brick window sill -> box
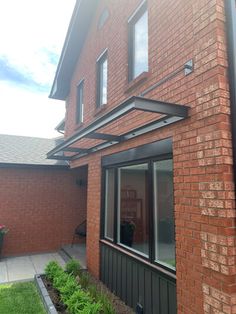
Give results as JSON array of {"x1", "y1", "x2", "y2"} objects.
[
  {"x1": 94, "y1": 104, "x2": 108, "y2": 117},
  {"x1": 125, "y1": 71, "x2": 149, "y2": 94},
  {"x1": 74, "y1": 122, "x2": 84, "y2": 131}
]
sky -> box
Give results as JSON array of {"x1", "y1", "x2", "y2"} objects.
[{"x1": 0, "y1": 0, "x2": 75, "y2": 138}]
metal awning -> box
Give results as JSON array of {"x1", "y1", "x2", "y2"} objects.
[{"x1": 47, "y1": 96, "x2": 189, "y2": 161}]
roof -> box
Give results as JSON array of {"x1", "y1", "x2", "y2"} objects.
[
  {"x1": 49, "y1": 0, "x2": 98, "y2": 100},
  {"x1": 0, "y1": 134, "x2": 67, "y2": 167}
]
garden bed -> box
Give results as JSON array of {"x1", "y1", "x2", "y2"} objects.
[{"x1": 37, "y1": 259, "x2": 134, "y2": 314}]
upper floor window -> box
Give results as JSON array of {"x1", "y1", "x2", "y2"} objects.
[
  {"x1": 76, "y1": 80, "x2": 84, "y2": 124},
  {"x1": 128, "y1": 1, "x2": 148, "y2": 81},
  {"x1": 98, "y1": 8, "x2": 109, "y2": 30},
  {"x1": 96, "y1": 50, "x2": 108, "y2": 107}
]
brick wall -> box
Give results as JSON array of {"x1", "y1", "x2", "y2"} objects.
[
  {"x1": 0, "y1": 166, "x2": 87, "y2": 256},
  {"x1": 64, "y1": 0, "x2": 236, "y2": 313}
]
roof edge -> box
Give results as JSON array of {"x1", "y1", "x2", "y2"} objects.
[{"x1": 49, "y1": 0, "x2": 98, "y2": 101}]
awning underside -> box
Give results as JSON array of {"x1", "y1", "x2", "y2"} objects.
[{"x1": 47, "y1": 96, "x2": 189, "y2": 161}]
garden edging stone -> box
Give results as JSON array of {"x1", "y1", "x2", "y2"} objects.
[{"x1": 34, "y1": 274, "x2": 57, "y2": 314}]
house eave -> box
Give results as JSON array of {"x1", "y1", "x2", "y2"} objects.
[{"x1": 49, "y1": 0, "x2": 98, "y2": 101}]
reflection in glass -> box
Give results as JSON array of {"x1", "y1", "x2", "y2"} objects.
[
  {"x1": 154, "y1": 159, "x2": 175, "y2": 269},
  {"x1": 104, "y1": 169, "x2": 115, "y2": 240},
  {"x1": 133, "y1": 10, "x2": 148, "y2": 78},
  {"x1": 76, "y1": 81, "x2": 84, "y2": 124},
  {"x1": 99, "y1": 58, "x2": 108, "y2": 105},
  {"x1": 118, "y1": 163, "x2": 149, "y2": 256}
]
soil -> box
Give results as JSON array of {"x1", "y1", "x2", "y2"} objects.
[
  {"x1": 41, "y1": 275, "x2": 69, "y2": 314},
  {"x1": 41, "y1": 272, "x2": 134, "y2": 314}
]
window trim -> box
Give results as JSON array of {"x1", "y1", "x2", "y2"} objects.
[
  {"x1": 76, "y1": 80, "x2": 84, "y2": 124},
  {"x1": 101, "y1": 139, "x2": 175, "y2": 274},
  {"x1": 128, "y1": 1, "x2": 148, "y2": 82},
  {"x1": 96, "y1": 49, "x2": 108, "y2": 108}
]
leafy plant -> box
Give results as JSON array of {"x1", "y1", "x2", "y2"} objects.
[
  {"x1": 45, "y1": 261, "x2": 62, "y2": 281},
  {"x1": 60, "y1": 276, "x2": 79, "y2": 303},
  {"x1": 65, "y1": 258, "x2": 82, "y2": 277},
  {"x1": 44, "y1": 261, "x2": 116, "y2": 314},
  {"x1": 53, "y1": 271, "x2": 69, "y2": 291},
  {"x1": 65, "y1": 289, "x2": 93, "y2": 314},
  {"x1": 78, "y1": 272, "x2": 90, "y2": 289},
  {"x1": 80, "y1": 301, "x2": 102, "y2": 314}
]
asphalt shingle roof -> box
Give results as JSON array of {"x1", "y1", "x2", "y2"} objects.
[{"x1": 0, "y1": 134, "x2": 67, "y2": 166}]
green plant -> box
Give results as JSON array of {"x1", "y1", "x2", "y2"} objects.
[
  {"x1": 60, "y1": 276, "x2": 79, "y2": 303},
  {"x1": 95, "y1": 291, "x2": 115, "y2": 314},
  {"x1": 80, "y1": 302, "x2": 102, "y2": 314},
  {"x1": 53, "y1": 271, "x2": 69, "y2": 291},
  {"x1": 44, "y1": 261, "x2": 116, "y2": 314},
  {"x1": 65, "y1": 289, "x2": 93, "y2": 314},
  {"x1": 78, "y1": 272, "x2": 90, "y2": 289},
  {"x1": 65, "y1": 258, "x2": 82, "y2": 277},
  {"x1": 45, "y1": 261, "x2": 62, "y2": 281}
]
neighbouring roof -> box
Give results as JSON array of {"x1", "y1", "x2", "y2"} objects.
[
  {"x1": 0, "y1": 134, "x2": 67, "y2": 167},
  {"x1": 49, "y1": 0, "x2": 98, "y2": 101}
]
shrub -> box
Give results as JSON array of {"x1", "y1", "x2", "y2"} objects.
[
  {"x1": 65, "y1": 289, "x2": 93, "y2": 314},
  {"x1": 65, "y1": 259, "x2": 82, "y2": 277},
  {"x1": 60, "y1": 276, "x2": 79, "y2": 303},
  {"x1": 78, "y1": 272, "x2": 90, "y2": 289},
  {"x1": 80, "y1": 302, "x2": 102, "y2": 314},
  {"x1": 44, "y1": 261, "x2": 116, "y2": 314},
  {"x1": 45, "y1": 261, "x2": 62, "y2": 281}
]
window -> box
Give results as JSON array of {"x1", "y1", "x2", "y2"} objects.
[
  {"x1": 154, "y1": 159, "x2": 175, "y2": 269},
  {"x1": 102, "y1": 143, "x2": 175, "y2": 271},
  {"x1": 96, "y1": 51, "x2": 108, "y2": 107},
  {"x1": 98, "y1": 8, "x2": 109, "y2": 29},
  {"x1": 118, "y1": 163, "x2": 149, "y2": 256},
  {"x1": 128, "y1": 1, "x2": 148, "y2": 81},
  {"x1": 76, "y1": 80, "x2": 84, "y2": 124},
  {"x1": 104, "y1": 169, "x2": 115, "y2": 240}
]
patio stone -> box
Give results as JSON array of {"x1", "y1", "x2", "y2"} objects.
[
  {"x1": 0, "y1": 252, "x2": 66, "y2": 284},
  {"x1": 0, "y1": 261, "x2": 8, "y2": 283}
]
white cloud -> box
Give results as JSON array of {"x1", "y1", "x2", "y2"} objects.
[
  {"x1": 0, "y1": 81, "x2": 65, "y2": 138},
  {"x1": 0, "y1": 0, "x2": 75, "y2": 137}
]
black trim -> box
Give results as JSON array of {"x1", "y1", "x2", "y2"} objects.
[
  {"x1": 102, "y1": 138, "x2": 172, "y2": 167},
  {"x1": 101, "y1": 139, "x2": 175, "y2": 275},
  {"x1": 0, "y1": 163, "x2": 69, "y2": 170},
  {"x1": 225, "y1": 0, "x2": 236, "y2": 194}
]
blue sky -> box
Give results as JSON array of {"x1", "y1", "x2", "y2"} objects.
[{"x1": 0, "y1": 0, "x2": 75, "y2": 138}]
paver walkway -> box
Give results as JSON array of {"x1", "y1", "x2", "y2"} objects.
[{"x1": 0, "y1": 252, "x2": 65, "y2": 284}]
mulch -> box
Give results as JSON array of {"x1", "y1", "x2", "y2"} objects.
[{"x1": 41, "y1": 273, "x2": 134, "y2": 314}]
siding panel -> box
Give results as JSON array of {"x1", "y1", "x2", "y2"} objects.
[{"x1": 100, "y1": 243, "x2": 176, "y2": 314}]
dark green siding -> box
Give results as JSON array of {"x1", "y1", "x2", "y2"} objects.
[{"x1": 100, "y1": 243, "x2": 176, "y2": 314}]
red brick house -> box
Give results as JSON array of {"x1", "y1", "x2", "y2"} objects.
[
  {"x1": 0, "y1": 134, "x2": 87, "y2": 256},
  {"x1": 47, "y1": 0, "x2": 236, "y2": 313}
]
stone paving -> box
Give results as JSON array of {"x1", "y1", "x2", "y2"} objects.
[{"x1": 0, "y1": 252, "x2": 66, "y2": 284}]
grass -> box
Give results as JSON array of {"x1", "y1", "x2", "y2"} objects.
[{"x1": 0, "y1": 281, "x2": 46, "y2": 314}]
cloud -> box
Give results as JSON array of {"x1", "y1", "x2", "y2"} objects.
[
  {"x1": 0, "y1": 81, "x2": 65, "y2": 138},
  {"x1": 0, "y1": 0, "x2": 75, "y2": 138},
  {"x1": 0, "y1": 0, "x2": 75, "y2": 88},
  {"x1": 0, "y1": 56, "x2": 49, "y2": 92}
]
